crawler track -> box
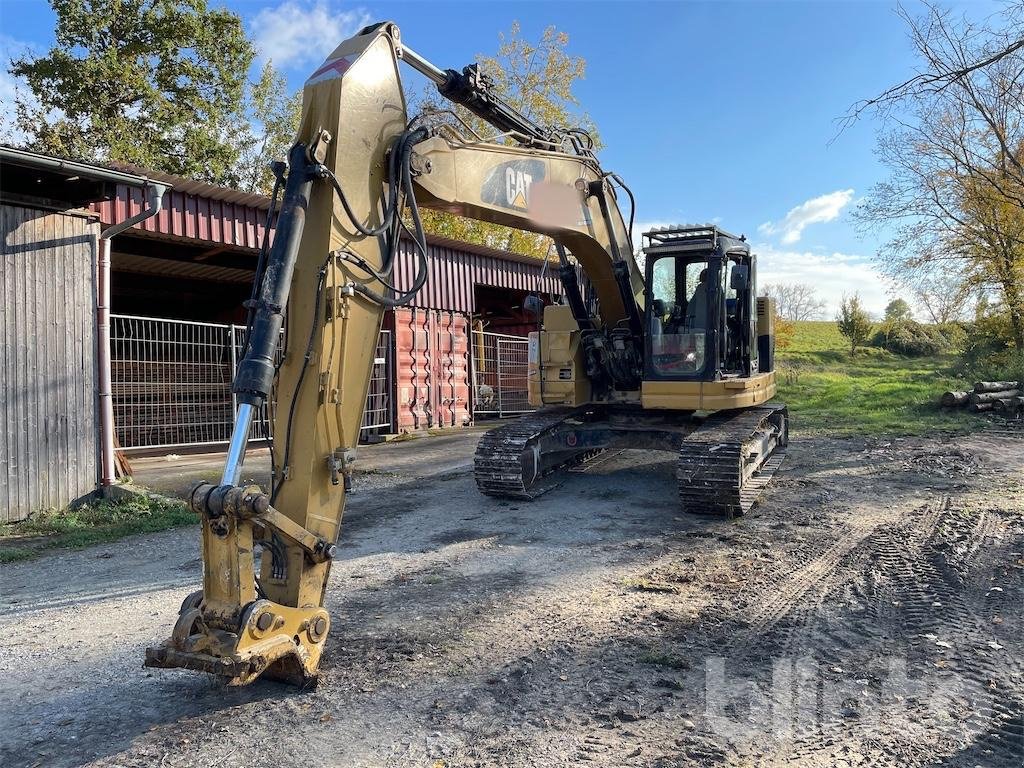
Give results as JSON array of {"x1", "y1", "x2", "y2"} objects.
[
  {"x1": 475, "y1": 403, "x2": 789, "y2": 516},
  {"x1": 473, "y1": 407, "x2": 594, "y2": 499},
  {"x1": 676, "y1": 403, "x2": 789, "y2": 517}
]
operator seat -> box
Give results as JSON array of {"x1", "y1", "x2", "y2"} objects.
[
  {"x1": 686, "y1": 274, "x2": 709, "y2": 330},
  {"x1": 650, "y1": 299, "x2": 666, "y2": 337}
]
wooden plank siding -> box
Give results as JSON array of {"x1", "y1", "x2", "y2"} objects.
[{"x1": 0, "y1": 204, "x2": 100, "y2": 523}]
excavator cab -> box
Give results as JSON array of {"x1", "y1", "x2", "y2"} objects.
[{"x1": 642, "y1": 226, "x2": 759, "y2": 382}]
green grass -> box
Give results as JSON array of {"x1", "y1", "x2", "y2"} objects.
[
  {"x1": 0, "y1": 494, "x2": 193, "y2": 563},
  {"x1": 776, "y1": 321, "x2": 978, "y2": 436}
]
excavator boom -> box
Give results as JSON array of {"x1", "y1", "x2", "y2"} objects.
[{"x1": 145, "y1": 21, "x2": 645, "y2": 686}]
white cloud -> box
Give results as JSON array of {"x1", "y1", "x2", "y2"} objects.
[
  {"x1": 754, "y1": 242, "x2": 888, "y2": 318},
  {"x1": 250, "y1": 1, "x2": 371, "y2": 69},
  {"x1": 759, "y1": 189, "x2": 854, "y2": 245}
]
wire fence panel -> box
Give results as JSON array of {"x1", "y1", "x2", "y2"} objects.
[
  {"x1": 471, "y1": 331, "x2": 534, "y2": 418},
  {"x1": 361, "y1": 331, "x2": 393, "y2": 434},
  {"x1": 112, "y1": 315, "x2": 237, "y2": 450},
  {"x1": 111, "y1": 315, "x2": 391, "y2": 450}
]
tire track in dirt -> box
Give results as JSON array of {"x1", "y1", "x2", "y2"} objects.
[
  {"x1": 867, "y1": 509, "x2": 1023, "y2": 767},
  {"x1": 562, "y1": 499, "x2": 905, "y2": 767},
  {"x1": 778, "y1": 500, "x2": 1024, "y2": 767},
  {"x1": 735, "y1": 502, "x2": 942, "y2": 651}
]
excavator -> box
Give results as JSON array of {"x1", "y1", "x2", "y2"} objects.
[{"x1": 144, "y1": 21, "x2": 787, "y2": 687}]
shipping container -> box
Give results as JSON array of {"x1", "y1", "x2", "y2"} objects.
[{"x1": 390, "y1": 308, "x2": 471, "y2": 432}]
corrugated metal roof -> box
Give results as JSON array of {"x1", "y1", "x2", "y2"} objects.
[
  {"x1": 113, "y1": 252, "x2": 256, "y2": 283},
  {"x1": 91, "y1": 183, "x2": 270, "y2": 252},
  {"x1": 391, "y1": 237, "x2": 565, "y2": 313},
  {"x1": 108, "y1": 164, "x2": 272, "y2": 209},
  {"x1": 6, "y1": 148, "x2": 560, "y2": 274}
]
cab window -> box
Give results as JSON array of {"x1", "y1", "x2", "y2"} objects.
[{"x1": 648, "y1": 255, "x2": 708, "y2": 376}]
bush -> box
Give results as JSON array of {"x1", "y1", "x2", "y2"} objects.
[
  {"x1": 870, "y1": 319, "x2": 957, "y2": 357},
  {"x1": 954, "y1": 310, "x2": 1024, "y2": 380},
  {"x1": 775, "y1": 316, "x2": 796, "y2": 351}
]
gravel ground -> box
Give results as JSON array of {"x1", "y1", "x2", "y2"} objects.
[{"x1": 1, "y1": 429, "x2": 1022, "y2": 767}]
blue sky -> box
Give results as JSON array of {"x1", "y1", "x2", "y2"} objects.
[{"x1": 0, "y1": 0, "x2": 1002, "y2": 315}]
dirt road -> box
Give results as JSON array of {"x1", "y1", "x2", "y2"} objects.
[{"x1": 1, "y1": 430, "x2": 1021, "y2": 767}]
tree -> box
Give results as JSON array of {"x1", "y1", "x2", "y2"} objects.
[
  {"x1": 416, "y1": 22, "x2": 597, "y2": 258},
  {"x1": 852, "y1": 2, "x2": 1024, "y2": 355},
  {"x1": 836, "y1": 294, "x2": 873, "y2": 356},
  {"x1": 760, "y1": 282, "x2": 827, "y2": 321},
  {"x1": 9, "y1": 0, "x2": 294, "y2": 192},
  {"x1": 884, "y1": 298, "x2": 912, "y2": 323},
  {"x1": 235, "y1": 62, "x2": 302, "y2": 194},
  {"x1": 906, "y1": 266, "x2": 973, "y2": 325},
  {"x1": 842, "y1": 2, "x2": 1024, "y2": 152}
]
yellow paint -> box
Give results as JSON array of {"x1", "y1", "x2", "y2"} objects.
[{"x1": 641, "y1": 373, "x2": 777, "y2": 410}]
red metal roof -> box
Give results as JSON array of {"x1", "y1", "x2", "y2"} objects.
[
  {"x1": 390, "y1": 237, "x2": 564, "y2": 313},
  {"x1": 90, "y1": 183, "x2": 270, "y2": 252}
]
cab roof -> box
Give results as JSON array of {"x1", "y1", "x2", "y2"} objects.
[{"x1": 641, "y1": 224, "x2": 748, "y2": 257}]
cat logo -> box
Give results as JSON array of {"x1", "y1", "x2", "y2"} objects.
[
  {"x1": 505, "y1": 168, "x2": 532, "y2": 209},
  {"x1": 481, "y1": 159, "x2": 545, "y2": 212}
]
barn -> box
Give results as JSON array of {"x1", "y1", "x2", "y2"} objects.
[{"x1": 1, "y1": 147, "x2": 571, "y2": 522}]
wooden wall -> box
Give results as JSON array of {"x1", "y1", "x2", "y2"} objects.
[{"x1": 1, "y1": 204, "x2": 99, "y2": 522}]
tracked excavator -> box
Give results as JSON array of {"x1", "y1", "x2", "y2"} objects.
[{"x1": 144, "y1": 22, "x2": 788, "y2": 687}]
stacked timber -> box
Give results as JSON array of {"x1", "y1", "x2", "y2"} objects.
[{"x1": 941, "y1": 381, "x2": 1023, "y2": 417}]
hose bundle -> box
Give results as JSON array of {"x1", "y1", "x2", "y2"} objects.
[{"x1": 319, "y1": 126, "x2": 431, "y2": 307}]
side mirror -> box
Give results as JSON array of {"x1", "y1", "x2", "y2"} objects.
[
  {"x1": 523, "y1": 295, "x2": 544, "y2": 319},
  {"x1": 730, "y1": 265, "x2": 750, "y2": 292}
]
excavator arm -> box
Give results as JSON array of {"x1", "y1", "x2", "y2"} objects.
[{"x1": 145, "y1": 21, "x2": 641, "y2": 686}]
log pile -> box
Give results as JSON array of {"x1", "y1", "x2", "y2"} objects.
[{"x1": 941, "y1": 381, "x2": 1023, "y2": 417}]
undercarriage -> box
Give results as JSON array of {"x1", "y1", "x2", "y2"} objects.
[{"x1": 474, "y1": 403, "x2": 789, "y2": 516}]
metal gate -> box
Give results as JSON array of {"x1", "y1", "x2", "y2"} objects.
[
  {"x1": 471, "y1": 330, "x2": 534, "y2": 418},
  {"x1": 361, "y1": 331, "x2": 393, "y2": 436},
  {"x1": 110, "y1": 314, "x2": 392, "y2": 450}
]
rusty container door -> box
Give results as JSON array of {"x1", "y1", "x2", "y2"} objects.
[{"x1": 393, "y1": 308, "x2": 471, "y2": 433}]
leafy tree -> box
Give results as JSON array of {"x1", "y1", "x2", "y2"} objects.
[
  {"x1": 416, "y1": 22, "x2": 597, "y2": 258},
  {"x1": 235, "y1": 62, "x2": 302, "y2": 194},
  {"x1": 773, "y1": 314, "x2": 796, "y2": 351},
  {"x1": 884, "y1": 298, "x2": 912, "y2": 323},
  {"x1": 957, "y1": 170, "x2": 1024, "y2": 351},
  {"x1": 836, "y1": 294, "x2": 873, "y2": 356},
  {"x1": 852, "y1": 2, "x2": 1024, "y2": 358},
  {"x1": 9, "y1": 0, "x2": 295, "y2": 192}
]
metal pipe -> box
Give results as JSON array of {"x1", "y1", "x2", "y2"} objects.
[
  {"x1": 221, "y1": 403, "x2": 254, "y2": 486},
  {"x1": 401, "y1": 45, "x2": 447, "y2": 85},
  {"x1": 98, "y1": 181, "x2": 168, "y2": 488}
]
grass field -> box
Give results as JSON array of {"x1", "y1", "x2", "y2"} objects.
[
  {"x1": 776, "y1": 321, "x2": 978, "y2": 436},
  {"x1": 0, "y1": 494, "x2": 192, "y2": 563}
]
